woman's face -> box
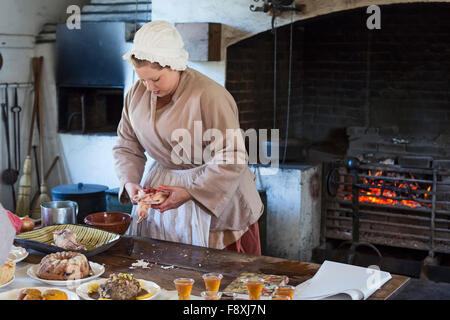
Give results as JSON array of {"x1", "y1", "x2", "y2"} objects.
[{"x1": 134, "y1": 64, "x2": 180, "y2": 98}]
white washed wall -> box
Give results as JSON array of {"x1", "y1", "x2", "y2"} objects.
[{"x1": 0, "y1": 0, "x2": 89, "y2": 211}]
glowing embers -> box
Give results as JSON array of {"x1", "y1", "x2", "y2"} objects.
[{"x1": 345, "y1": 170, "x2": 432, "y2": 208}]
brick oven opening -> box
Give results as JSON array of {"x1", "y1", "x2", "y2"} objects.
[{"x1": 226, "y1": 3, "x2": 450, "y2": 281}]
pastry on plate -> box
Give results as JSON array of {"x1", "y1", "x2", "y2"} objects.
[
  {"x1": 36, "y1": 251, "x2": 92, "y2": 281},
  {"x1": 0, "y1": 259, "x2": 15, "y2": 286}
]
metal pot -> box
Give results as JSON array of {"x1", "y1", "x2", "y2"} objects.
[
  {"x1": 41, "y1": 201, "x2": 78, "y2": 227},
  {"x1": 51, "y1": 183, "x2": 109, "y2": 224}
]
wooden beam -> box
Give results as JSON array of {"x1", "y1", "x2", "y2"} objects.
[{"x1": 175, "y1": 22, "x2": 222, "y2": 62}]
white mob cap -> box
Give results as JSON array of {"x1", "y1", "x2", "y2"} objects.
[{"x1": 123, "y1": 20, "x2": 189, "y2": 71}]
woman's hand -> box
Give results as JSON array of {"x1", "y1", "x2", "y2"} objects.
[
  {"x1": 125, "y1": 182, "x2": 143, "y2": 205},
  {"x1": 151, "y1": 185, "x2": 193, "y2": 213},
  {"x1": 125, "y1": 182, "x2": 150, "y2": 223}
]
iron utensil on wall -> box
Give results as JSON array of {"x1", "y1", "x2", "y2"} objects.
[
  {"x1": 11, "y1": 87, "x2": 22, "y2": 171},
  {"x1": 1, "y1": 85, "x2": 18, "y2": 209}
]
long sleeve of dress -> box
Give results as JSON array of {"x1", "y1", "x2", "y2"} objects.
[
  {"x1": 112, "y1": 87, "x2": 147, "y2": 203},
  {"x1": 186, "y1": 85, "x2": 248, "y2": 219}
]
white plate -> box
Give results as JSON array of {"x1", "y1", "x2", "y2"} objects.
[
  {"x1": 0, "y1": 286, "x2": 79, "y2": 300},
  {"x1": 8, "y1": 246, "x2": 29, "y2": 263},
  {"x1": 168, "y1": 294, "x2": 203, "y2": 300},
  {"x1": 27, "y1": 262, "x2": 105, "y2": 286},
  {"x1": 76, "y1": 278, "x2": 161, "y2": 300},
  {"x1": 0, "y1": 276, "x2": 15, "y2": 289}
]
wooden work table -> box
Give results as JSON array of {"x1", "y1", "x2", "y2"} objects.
[{"x1": 24, "y1": 236, "x2": 410, "y2": 300}]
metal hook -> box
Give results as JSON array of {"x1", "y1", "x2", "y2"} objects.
[{"x1": 250, "y1": 0, "x2": 270, "y2": 12}]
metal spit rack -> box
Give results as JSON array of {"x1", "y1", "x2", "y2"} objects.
[{"x1": 326, "y1": 158, "x2": 450, "y2": 263}]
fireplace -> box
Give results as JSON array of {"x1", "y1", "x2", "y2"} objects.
[
  {"x1": 324, "y1": 157, "x2": 450, "y2": 257},
  {"x1": 226, "y1": 3, "x2": 450, "y2": 160},
  {"x1": 225, "y1": 2, "x2": 450, "y2": 278}
]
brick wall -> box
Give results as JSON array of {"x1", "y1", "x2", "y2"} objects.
[{"x1": 226, "y1": 3, "x2": 450, "y2": 158}]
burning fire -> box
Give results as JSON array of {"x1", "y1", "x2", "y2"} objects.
[{"x1": 345, "y1": 170, "x2": 431, "y2": 208}]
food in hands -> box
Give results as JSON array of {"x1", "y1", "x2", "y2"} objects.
[
  {"x1": 35, "y1": 251, "x2": 92, "y2": 281},
  {"x1": 53, "y1": 229, "x2": 87, "y2": 251},
  {"x1": 0, "y1": 259, "x2": 15, "y2": 285},
  {"x1": 133, "y1": 187, "x2": 170, "y2": 205},
  {"x1": 133, "y1": 187, "x2": 170, "y2": 224}
]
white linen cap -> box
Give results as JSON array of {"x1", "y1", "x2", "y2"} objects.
[{"x1": 123, "y1": 20, "x2": 189, "y2": 71}]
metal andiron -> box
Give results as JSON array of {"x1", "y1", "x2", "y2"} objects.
[{"x1": 329, "y1": 158, "x2": 383, "y2": 265}]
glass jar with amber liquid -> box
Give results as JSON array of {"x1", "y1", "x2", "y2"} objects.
[
  {"x1": 242, "y1": 277, "x2": 265, "y2": 300},
  {"x1": 174, "y1": 278, "x2": 195, "y2": 300}
]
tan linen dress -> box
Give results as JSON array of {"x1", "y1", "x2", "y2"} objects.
[{"x1": 112, "y1": 67, "x2": 263, "y2": 249}]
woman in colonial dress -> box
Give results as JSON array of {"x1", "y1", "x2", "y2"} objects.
[{"x1": 113, "y1": 21, "x2": 263, "y2": 254}]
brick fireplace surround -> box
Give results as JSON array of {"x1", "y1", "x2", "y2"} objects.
[
  {"x1": 225, "y1": 2, "x2": 450, "y2": 281},
  {"x1": 226, "y1": 3, "x2": 450, "y2": 162}
]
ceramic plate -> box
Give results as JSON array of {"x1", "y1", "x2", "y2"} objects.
[
  {"x1": 8, "y1": 246, "x2": 29, "y2": 263},
  {"x1": 168, "y1": 293, "x2": 203, "y2": 300},
  {"x1": 76, "y1": 278, "x2": 161, "y2": 300},
  {"x1": 15, "y1": 224, "x2": 121, "y2": 257},
  {"x1": 27, "y1": 261, "x2": 105, "y2": 286},
  {"x1": 0, "y1": 276, "x2": 15, "y2": 289},
  {"x1": 0, "y1": 286, "x2": 79, "y2": 300}
]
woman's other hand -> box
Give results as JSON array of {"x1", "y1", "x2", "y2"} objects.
[
  {"x1": 151, "y1": 185, "x2": 193, "y2": 213},
  {"x1": 125, "y1": 182, "x2": 143, "y2": 205}
]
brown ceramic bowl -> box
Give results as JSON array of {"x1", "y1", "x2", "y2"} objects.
[{"x1": 84, "y1": 212, "x2": 132, "y2": 235}]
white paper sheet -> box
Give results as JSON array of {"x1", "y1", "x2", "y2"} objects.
[{"x1": 293, "y1": 260, "x2": 392, "y2": 300}]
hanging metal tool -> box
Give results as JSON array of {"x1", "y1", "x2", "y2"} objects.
[
  {"x1": 250, "y1": 1, "x2": 305, "y2": 164},
  {"x1": 1, "y1": 85, "x2": 19, "y2": 209},
  {"x1": 250, "y1": 0, "x2": 306, "y2": 33},
  {"x1": 335, "y1": 158, "x2": 383, "y2": 265},
  {"x1": 281, "y1": 9, "x2": 294, "y2": 164},
  {"x1": 11, "y1": 86, "x2": 22, "y2": 171}
]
